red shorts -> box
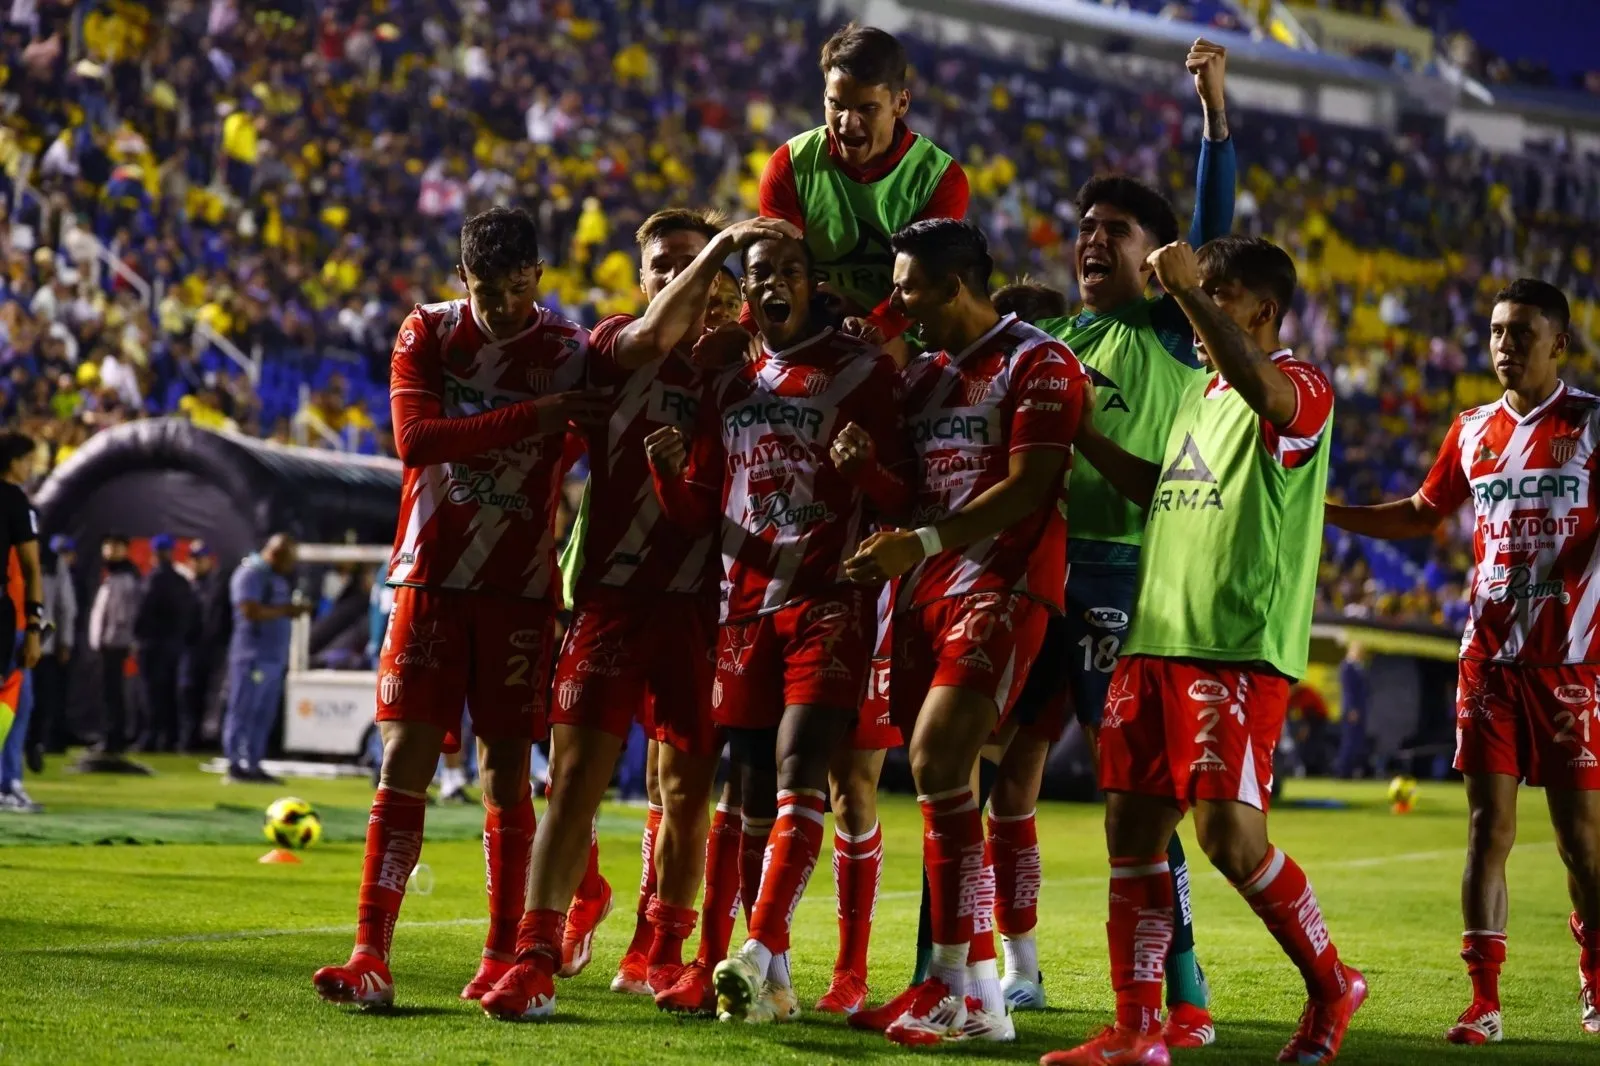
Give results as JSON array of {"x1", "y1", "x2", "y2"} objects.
[
  {"x1": 1454, "y1": 659, "x2": 1600, "y2": 790},
  {"x1": 375, "y1": 586, "x2": 556, "y2": 750},
  {"x1": 890, "y1": 592, "x2": 1048, "y2": 734},
  {"x1": 550, "y1": 588, "x2": 719, "y2": 757},
  {"x1": 713, "y1": 589, "x2": 873, "y2": 730},
  {"x1": 1097, "y1": 655, "x2": 1288, "y2": 813}
]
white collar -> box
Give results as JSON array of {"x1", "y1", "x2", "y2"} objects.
[{"x1": 1499, "y1": 379, "x2": 1566, "y2": 424}]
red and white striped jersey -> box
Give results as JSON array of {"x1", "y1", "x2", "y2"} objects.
[
  {"x1": 685, "y1": 327, "x2": 908, "y2": 623},
  {"x1": 1420, "y1": 381, "x2": 1600, "y2": 664},
  {"x1": 1203, "y1": 349, "x2": 1333, "y2": 469},
  {"x1": 388, "y1": 299, "x2": 588, "y2": 601},
  {"x1": 576, "y1": 314, "x2": 715, "y2": 597},
  {"x1": 897, "y1": 314, "x2": 1088, "y2": 613}
]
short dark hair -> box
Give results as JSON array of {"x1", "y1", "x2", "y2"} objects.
[
  {"x1": 1196, "y1": 236, "x2": 1299, "y2": 325},
  {"x1": 1494, "y1": 278, "x2": 1570, "y2": 332},
  {"x1": 890, "y1": 218, "x2": 993, "y2": 296},
  {"x1": 1075, "y1": 175, "x2": 1180, "y2": 249},
  {"x1": 819, "y1": 23, "x2": 907, "y2": 90},
  {"x1": 636, "y1": 208, "x2": 724, "y2": 251},
  {"x1": 103, "y1": 533, "x2": 129, "y2": 547},
  {"x1": 741, "y1": 236, "x2": 813, "y2": 274},
  {"x1": 993, "y1": 278, "x2": 1069, "y2": 324},
  {"x1": 0, "y1": 431, "x2": 32, "y2": 468},
  {"x1": 459, "y1": 207, "x2": 540, "y2": 280}
]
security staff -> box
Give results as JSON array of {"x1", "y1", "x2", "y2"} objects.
[{"x1": 221, "y1": 534, "x2": 310, "y2": 784}]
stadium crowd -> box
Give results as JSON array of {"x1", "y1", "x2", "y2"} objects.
[{"x1": 0, "y1": 0, "x2": 1597, "y2": 627}]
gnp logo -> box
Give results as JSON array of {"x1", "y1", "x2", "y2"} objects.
[
  {"x1": 1187, "y1": 680, "x2": 1229, "y2": 703},
  {"x1": 1470, "y1": 473, "x2": 1581, "y2": 507},
  {"x1": 1085, "y1": 607, "x2": 1129, "y2": 630},
  {"x1": 746, "y1": 491, "x2": 835, "y2": 534},
  {"x1": 1486, "y1": 564, "x2": 1570, "y2": 605},
  {"x1": 1555, "y1": 685, "x2": 1593, "y2": 706}
]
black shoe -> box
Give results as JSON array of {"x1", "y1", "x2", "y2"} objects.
[
  {"x1": 223, "y1": 766, "x2": 253, "y2": 785},
  {"x1": 250, "y1": 768, "x2": 285, "y2": 786},
  {"x1": 24, "y1": 745, "x2": 43, "y2": 774}
]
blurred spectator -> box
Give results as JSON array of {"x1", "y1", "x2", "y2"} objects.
[
  {"x1": 1336, "y1": 643, "x2": 1372, "y2": 778},
  {"x1": 132, "y1": 533, "x2": 197, "y2": 752},
  {"x1": 183, "y1": 540, "x2": 227, "y2": 752},
  {"x1": 87, "y1": 533, "x2": 139, "y2": 756},
  {"x1": 27, "y1": 533, "x2": 76, "y2": 766}
]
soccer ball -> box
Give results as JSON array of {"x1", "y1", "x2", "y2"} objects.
[
  {"x1": 1387, "y1": 775, "x2": 1419, "y2": 813},
  {"x1": 264, "y1": 797, "x2": 323, "y2": 849}
]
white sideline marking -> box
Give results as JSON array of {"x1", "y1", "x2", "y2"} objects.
[{"x1": 43, "y1": 841, "x2": 1555, "y2": 955}]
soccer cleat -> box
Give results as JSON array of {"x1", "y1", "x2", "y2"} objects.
[
  {"x1": 460, "y1": 957, "x2": 512, "y2": 1001},
  {"x1": 849, "y1": 982, "x2": 922, "y2": 1032},
  {"x1": 647, "y1": 962, "x2": 684, "y2": 995},
  {"x1": 815, "y1": 970, "x2": 869, "y2": 1014},
  {"x1": 725, "y1": 982, "x2": 800, "y2": 1025},
  {"x1": 1445, "y1": 1001, "x2": 1503, "y2": 1045},
  {"x1": 559, "y1": 875, "x2": 612, "y2": 978},
  {"x1": 1002, "y1": 970, "x2": 1047, "y2": 1011},
  {"x1": 1573, "y1": 912, "x2": 1600, "y2": 1035},
  {"x1": 883, "y1": 978, "x2": 966, "y2": 1046},
  {"x1": 1276, "y1": 964, "x2": 1368, "y2": 1064},
  {"x1": 962, "y1": 996, "x2": 1017, "y2": 1042},
  {"x1": 655, "y1": 959, "x2": 716, "y2": 1014},
  {"x1": 1164, "y1": 1001, "x2": 1217, "y2": 1048},
  {"x1": 312, "y1": 954, "x2": 395, "y2": 1008},
  {"x1": 712, "y1": 949, "x2": 763, "y2": 1021},
  {"x1": 480, "y1": 959, "x2": 557, "y2": 1021},
  {"x1": 1040, "y1": 1025, "x2": 1172, "y2": 1065},
  {"x1": 610, "y1": 951, "x2": 651, "y2": 995}
]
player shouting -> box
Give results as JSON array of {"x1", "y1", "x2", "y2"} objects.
[
  {"x1": 312, "y1": 207, "x2": 607, "y2": 1008},
  {"x1": 844, "y1": 219, "x2": 1090, "y2": 1045},
  {"x1": 1326, "y1": 279, "x2": 1600, "y2": 1043},
  {"x1": 479, "y1": 212, "x2": 800, "y2": 1020},
  {"x1": 648, "y1": 234, "x2": 910, "y2": 1024},
  {"x1": 1042, "y1": 236, "x2": 1362, "y2": 1066}
]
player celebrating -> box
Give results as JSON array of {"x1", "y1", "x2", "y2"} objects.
[
  {"x1": 312, "y1": 207, "x2": 606, "y2": 1008},
  {"x1": 843, "y1": 219, "x2": 1090, "y2": 1045},
  {"x1": 1042, "y1": 236, "x2": 1361, "y2": 1066},
  {"x1": 648, "y1": 234, "x2": 911, "y2": 1024},
  {"x1": 1326, "y1": 279, "x2": 1600, "y2": 1043}
]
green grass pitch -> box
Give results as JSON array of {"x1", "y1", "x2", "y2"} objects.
[{"x1": 1, "y1": 757, "x2": 1594, "y2": 1064}]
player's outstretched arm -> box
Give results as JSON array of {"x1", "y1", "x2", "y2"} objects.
[
  {"x1": 1186, "y1": 38, "x2": 1235, "y2": 246},
  {"x1": 1325, "y1": 494, "x2": 1446, "y2": 540},
  {"x1": 612, "y1": 219, "x2": 801, "y2": 371},
  {"x1": 1149, "y1": 242, "x2": 1297, "y2": 425}
]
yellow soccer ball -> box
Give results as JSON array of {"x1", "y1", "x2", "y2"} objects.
[
  {"x1": 1387, "y1": 775, "x2": 1419, "y2": 812},
  {"x1": 264, "y1": 797, "x2": 324, "y2": 849}
]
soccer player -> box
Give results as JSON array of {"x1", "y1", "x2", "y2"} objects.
[
  {"x1": 311, "y1": 207, "x2": 607, "y2": 1008},
  {"x1": 648, "y1": 234, "x2": 911, "y2": 1024},
  {"x1": 1326, "y1": 278, "x2": 1600, "y2": 1043},
  {"x1": 757, "y1": 22, "x2": 970, "y2": 1010},
  {"x1": 1042, "y1": 236, "x2": 1361, "y2": 1066},
  {"x1": 987, "y1": 39, "x2": 1236, "y2": 1039},
  {"x1": 842, "y1": 219, "x2": 1090, "y2": 1045},
  {"x1": 993, "y1": 279, "x2": 1070, "y2": 326},
  {"x1": 481, "y1": 210, "x2": 798, "y2": 1020}
]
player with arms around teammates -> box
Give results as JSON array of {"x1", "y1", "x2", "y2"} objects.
[
  {"x1": 313, "y1": 207, "x2": 609, "y2": 1008},
  {"x1": 647, "y1": 233, "x2": 911, "y2": 1025},
  {"x1": 985, "y1": 39, "x2": 1236, "y2": 1044},
  {"x1": 479, "y1": 212, "x2": 798, "y2": 1020},
  {"x1": 1326, "y1": 278, "x2": 1600, "y2": 1044},
  {"x1": 843, "y1": 219, "x2": 1091, "y2": 1045},
  {"x1": 1043, "y1": 236, "x2": 1362, "y2": 1066}
]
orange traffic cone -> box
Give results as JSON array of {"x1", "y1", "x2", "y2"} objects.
[{"x1": 259, "y1": 848, "x2": 302, "y2": 864}]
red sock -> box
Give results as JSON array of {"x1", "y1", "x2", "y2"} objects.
[
  {"x1": 1108, "y1": 854, "x2": 1174, "y2": 1035},
  {"x1": 647, "y1": 896, "x2": 696, "y2": 973},
  {"x1": 1236, "y1": 845, "x2": 1345, "y2": 1001},
  {"x1": 625, "y1": 804, "x2": 663, "y2": 956},
  {"x1": 831, "y1": 822, "x2": 883, "y2": 976},
  {"x1": 748, "y1": 790, "x2": 826, "y2": 956},
  {"x1": 577, "y1": 821, "x2": 604, "y2": 898},
  {"x1": 987, "y1": 810, "x2": 1040, "y2": 936},
  {"x1": 514, "y1": 907, "x2": 565, "y2": 967},
  {"x1": 739, "y1": 815, "x2": 773, "y2": 928},
  {"x1": 355, "y1": 788, "x2": 427, "y2": 962},
  {"x1": 1573, "y1": 912, "x2": 1600, "y2": 978},
  {"x1": 482, "y1": 792, "x2": 535, "y2": 959},
  {"x1": 1461, "y1": 930, "x2": 1506, "y2": 1007},
  {"x1": 968, "y1": 853, "x2": 997, "y2": 966},
  {"x1": 697, "y1": 804, "x2": 743, "y2": 965},
  {"x1": 920, "y1": 789, "x2": 984, "y2": 988}
]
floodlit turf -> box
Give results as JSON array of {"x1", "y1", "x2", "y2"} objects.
[{"x1": 1, "y1": 757, "x2": 1594, "y2": 1064}]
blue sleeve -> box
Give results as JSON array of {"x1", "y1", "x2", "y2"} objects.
[
  {"x1": 232, "y1": 567, "x2": 263, "y2": 606},
  {"x1": 1186, "y1": 136, "x2": 1237, "y2": 247}
]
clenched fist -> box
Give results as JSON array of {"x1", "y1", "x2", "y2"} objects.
[
  {"x1": 829, "y1": 421, "x2": 876, "y2": 477},
  {"x1": 1146, "y1": 241, "x2": 1202, "y2": 296},
  {"x1": 644, "y1": 425, "x2": 688, "y2": 478}
]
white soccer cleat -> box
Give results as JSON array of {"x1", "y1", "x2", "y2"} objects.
[
  {"x1": 1582, "y1": 983, "x2": 1599, "y2": 1035},
  {"x1": 961, "y1": 999, "x2": 1016, "y2": 1042},
  {"x1": 1000, "y1": 970, "x2": 1046, "y2": 1011},
  {"x1": 726, "y1": 982, "x2": 800, "y2": 1025},
  {"x1": 884, "y1": 978, "x2": 967, "y2": 1046},
  {"x1": 712, "y1": 949, "x2": 763, "y2": 1021}
]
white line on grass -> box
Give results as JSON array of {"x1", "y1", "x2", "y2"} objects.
[{"x1": 45, "y1": 841, "x2": 1555, "y2": 954}]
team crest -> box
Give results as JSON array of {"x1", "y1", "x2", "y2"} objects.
[
  {"x1": 379, "y1": 673, "x2": 403, "y2": 706},
  {"x1": 556, "y1": 679, "x2": 582, "y2": 711},
  {"x1": 712, "y1": 678, "x2": 724, "y2": 708},
  {"x1": 963, "y1": 374, "x2": 992, "y2": 408},
  {"x1": 1551, "y1": 434, "x2": 1579, "y2": 465},
  {"x1": 803, "y1": 369, "x2": 832, "y2": 397},
  {"x1": 526, "y1": 367, "x2": 554, "y2": 393}
]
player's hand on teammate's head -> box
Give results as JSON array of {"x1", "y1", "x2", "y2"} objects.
[
  {"x1": 843, "y1": 529, "x2": 923, "y2": 584},
  {"x1": 840, "y1": 316, "x2": 885, "y2": 345},
  {"x1": 829, "y1": 421, "x2": 876, "y2": 476},
  {"x1": 535, "y1": 389, "x2": 613, "y2": 436},
  {"x1": 644, "y1": 425, "x2": 688, "y2": 477},
  {"x1": 1187, "y1": 38, "x2": 1227, "y2": 111},
  {"x1": 693, "y1": 322, "x2": 758, "y2": 370},
  {"x1": 1146, "y1": 241, "x2": 1202, "y2": 296},
  {"x1": 720, "y1": 218, "x2": 803, "y2": 250}
]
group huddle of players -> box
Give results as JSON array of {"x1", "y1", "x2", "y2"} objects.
[{"x1": 309, "y1": 24, "x2": 1600, "y2": 1066}]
